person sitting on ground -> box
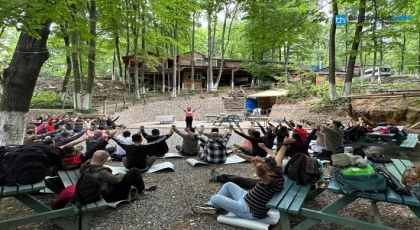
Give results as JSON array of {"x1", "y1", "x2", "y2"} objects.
[
  {"x1": 107, "y1": 116, "x2": 120, "y2": 129},
  {"x1": 83, "y1": 118, "x2": 94, "y2": 130},
  {"x1": 80, "y1": 150, "x2": 158, "y2": 202},
  {"x1": 65, "y1": 116, "x2": 78, "y2": 134},
  {"x1": 232, "y1": 125, "x2": 253, "y2": 155},
  {"x1": 110, "y1": 128, "x2": 132, "y2": 161},
  {"x1": 284, "y1": 117, "x2": 307, "y2": 140},
  {"x1": 85, "y1": 129, "x2": 116, "y2": 155},
  {"x1": 54, "y1": 129, "x2": 87, "y2": 147},
  {"x1": 271, "y1": 124, "x2": 289, "y2": 149},
  {"x1": 233, "y1": 129, "x2": 267, "y2": 157},
  {"x1": 320, "y1": 120, "x2": 344, "y2": 154},
  {"x1": 61, "y1": 135, "x2": 88, "y2": 166},
  {"x1": 113, "y1": 127, "x2": 174, "y2": 171},
  {"x1": 191, "y1": 126, "x2": 232, "y2": 164},
  {"x1": 173, "y1": 126, "x2": 200, "y2": 156},
  {"x1": 24, "y1": 127, "x2": 63, "y2": 145},
  {"x1": 79, "y1": 129, "x2": 118, "y2": 162},
  {"x1": 255, "y1": 121, "x2": 277, "y2": 149},
  {"x1": 140, "y1": 126, "x2": 170, "y2": 157},
  {"x1": 192, "y1": 144, "x2": 285, "y2": 219},
  {"x1": 284, "y1": 129, "x2": 318, "y2": 158},
  {"x1": 312, "y1": 124, "x2": 325, "y2": 153}
]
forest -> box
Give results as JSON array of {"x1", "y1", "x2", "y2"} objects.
[{"x1": 0, "y1": 0, "x2": 419, "y2": 134}]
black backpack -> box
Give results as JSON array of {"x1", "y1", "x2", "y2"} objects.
[
  {"x1": 71, "y1": 168, "x2": 105, "y2": 205},
  {"x1": 284, "y1": 153, "x2": 321, "y2": 185},
  {"x1": 344, "y1": 126, "x2": 366, "y2": 141},
  {"x1": 0, "y1": 146, "x2": 49, "y2": 186}
]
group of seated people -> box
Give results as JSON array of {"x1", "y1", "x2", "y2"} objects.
[{"x1": 21, "y1": 113, "x2": 365, "y2": 221}]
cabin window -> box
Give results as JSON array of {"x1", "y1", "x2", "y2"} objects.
[{"x1": 188, "y1": 73, "x2": 202, "y2": 80}]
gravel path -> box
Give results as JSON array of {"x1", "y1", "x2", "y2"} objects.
[{"x1": 2, "y1": 103, "x2": 420, "y2": 229}]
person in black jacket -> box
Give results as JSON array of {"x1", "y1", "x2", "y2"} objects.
[
  {"x1": 140, "y1": 126, "x2": 171, "y2": 157},
  {"x1": 255, "y1": 121, "x2": 276, "y2": 149},
  {"x1": 233, "y1": 129, "x2": 266, "y2": 157},
  {"x1": 284, "y1": 128, "x2": 318, "y2": 158},
  {"x1": 113, "y1": 129, "x2": 174, "y2": 171},
  {"x1": 53, "y1": 130, "x2": 86, "y2": 147}
]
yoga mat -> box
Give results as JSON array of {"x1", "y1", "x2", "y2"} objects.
[
  {"x1": 217, "y1": 209, "x2": 280, "y2": 230},
  {"x1": 187, "y1": 155, "x2": 247, "y2": 167},
  {"x1": 107, "y1": 186, "x2": 138, "y2": 209},
  {"x1": 105, "y1": 162, "x2": 175, "y2": 174},
  {"x1": 157, "y1": 152, "x2": 187, "y2": 159}
]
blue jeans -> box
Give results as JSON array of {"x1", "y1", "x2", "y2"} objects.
[{"x1": 208, "y1": 182, "x2": 256, "y2": 220}]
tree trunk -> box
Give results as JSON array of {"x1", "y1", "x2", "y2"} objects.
[
  {"x1": 172, "y1": 24, "x2": 178, "y2": 98},
  {"x1": 328, "y1": 0, "x2": 337, "y2": 101},
  {"x1": 343, "y1": 0, "x2": 366, "y2": 97},
  {"x1": 0, "y1": 21, "x2": 51, "y2": 146},
  {"x1": 214, "y1": 4, "x2": 237, "y2": 90},
  {"x1": 85, "y1": 0, "x2": 96, "y2": 110},
  {"x1": 214, "y1": 9, "x2": 228, "y2": 90},
  {"x1": 345, "y1": 18, "x2": 348, "y2": 71},
  {"x1": 278, "y1": 46, "x2": 282, "y2": 62},
  {"x1": 133, "y1": 32, "x2": 140, "y2": 98},
  {"x1": 370, "y1": 0, "x2": 378, "y2": 83},
  {"x1": 115, "y1": 32, "x2": 123, "y2": 81},
  {"x1": 284, "y1": 44, "x2": 289, "y2": 84},
  {"x1": 191, "y1": 12, "x2": 196, "y2": 91},
  {"x1": 418, "y1": 32, "x2": 420, "y2": 74},
  {"x1": 140, "y1": 3, "x2": 146, "y2": 96},
  {"x1": 61, "y1": 32, "x2": 72, "y2": 100},
  {"x1": 207, "y1": 11, "x2": 213, "y2": 91},
  {"x1": 162, "y1": 61, "x2": 166, "y2": 92},
  {"x1": 401, "y1": 30, "x2": 406, "y2": 76},
  {"x1": 72, "y1": 30, "x2": 82, "y2": 109}
]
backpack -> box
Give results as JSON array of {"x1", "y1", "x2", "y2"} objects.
[
  {"x1": 71, "y1": 168, "x2": 105, "y2": 205},
  {"x1": 332, "y1": 166, "x2": 387, "y2": 194},
  {"x1": 344, "y1": 126, "x2": 366, "y2": 141},
  {"x1": 71, "y1": 168, "x2": 105, "y2": 230},
  {"x1": 284, "y1": 153, "x2": 321, "y2": 185},
  {"x1": 0, "y1": 146, "x2": 49, "y2": 186}
]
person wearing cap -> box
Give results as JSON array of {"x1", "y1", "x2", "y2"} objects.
[{"x1": 323, "y1": 120, "x2": 344, "y2": 152}]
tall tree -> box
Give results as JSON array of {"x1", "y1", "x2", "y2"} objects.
[
  {"x1": 0, "y1": 21, "x2": 51, "y2": 145},
  {"x1": 214, "y1": 2, "x2": 238, "y2": 90},
  {"x1": 343, "y1": 0, "x2": 366, "y2": 97},
  {"x1": 329, "y1": 0, "x2": 338, "y2": 101},
  {"x1": 190, "y1": 11, "x2": 197, "y2": 90},
  {"x1": 60, "y1": 25, "x2": 72, "y2": 100},
  {"x1": 85, "y1": 0, "x2": 97, "y2": 110}
]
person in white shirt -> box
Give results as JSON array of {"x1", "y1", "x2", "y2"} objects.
[
  {"x1": 83, "y1": 119, "x2": 93, "y2": 130},
  {"x1": 110, "y1": 129, "x2": 133, "y2": 161}
]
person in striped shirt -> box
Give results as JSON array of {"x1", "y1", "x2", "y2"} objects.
[{"x1": 191, "y1": 141, "x2": 286, "y2": 219}]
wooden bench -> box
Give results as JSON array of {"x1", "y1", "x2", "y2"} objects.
[
  {"x1": 155, "y1": 115, "x2": 176, "y2": 124},
  {"x1": 0, "y1": 180, "x2": 107, "y2": 230},
  {"x1": 59, "y1": 168, "x2": 82, "y2": 188},
  {"x1": 275, "y1": 159, "x2": 420, "y2": 230},
  {"x1": 266, "y1": 180, "x2": 326, "y2": 230}
]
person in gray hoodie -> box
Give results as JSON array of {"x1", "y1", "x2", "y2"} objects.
[
  {"x1": 80, "y1": 150, "x2": 157, "y2": 202},
  {"x1": 173, "y1": 127, "x2": 199, "y2": 156},
  {"x1": 323, "y1": 120, "x2": 344, "y2": 152}
]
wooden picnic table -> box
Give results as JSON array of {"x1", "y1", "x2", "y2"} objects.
[
  {"x1": 357, "y1": 126, "x2": 418, "y2": 150},
  {"x1": 212, "y1": 114, "x2": 242, "y2": 126},
  {"x1": 268, "y1": 158, "x2": 420, "y2": 230},
  {"x1": 248, "y1": 116, "x2": 270, "y2": 126},
  {"x1": 0, "y1": 180, "x2": 107, "y2": 230}
]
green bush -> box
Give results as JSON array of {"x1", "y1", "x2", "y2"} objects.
[
  {"x1": 311, "y1": 97, "x2": 347, "y2": 111},
  {"x1": 256, "y1": 81, "x2": 272, "y2": 90},
  {"x1": 31, "y1": 92, "x2": 74, "y2": 109}
]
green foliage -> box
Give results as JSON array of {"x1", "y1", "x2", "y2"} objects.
[
  {"x1": 311, "y1": 97, "x2": 347, "y2": 111},
  {"x1": 30, "y1": 92, "x2": 73, "y2": 109},
  {"x1": 256, "y1": 81, "x2": 272, "y2": 90}
]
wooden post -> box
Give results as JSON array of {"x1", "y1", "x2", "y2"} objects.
[
  {"x1": 231, "y1": 69, "x2": 235, "y2": 90},
  {"x1": 103, "y1": 100, "x2": 107, "y2": 115},
  {"x1": 153, "y1": 73, "x2": 156, "y2": 92},
  {"x1": 115, "y1": 99, "x2": 118, "y2": 113}
]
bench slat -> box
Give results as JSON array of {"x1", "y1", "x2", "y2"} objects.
[
  {"x1": 391, "y1": 159, "x2": 407, "y2": 176},
  {"x1": 382, "y1": 163, "x2": 404, "y2": 204},
  {"x1": 1, "y1": 181, "x2": 45, "y2": 197},
  {"x1": 278, "y1": 183, "x2": 302, "y2": 212},
  {"x1": 288, "y1": 185, "x2": 311, "y2": 214},
  {"x1": 266, "y1": 180, "x2": 294, "y2": 209},
  {"x1": 400, "y1": 159, "x2": 414, "y2": 167}
]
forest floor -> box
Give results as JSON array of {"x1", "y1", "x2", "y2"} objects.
[{"x1": 5, "y1": 97, "x2": 420, "y2": 229}]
